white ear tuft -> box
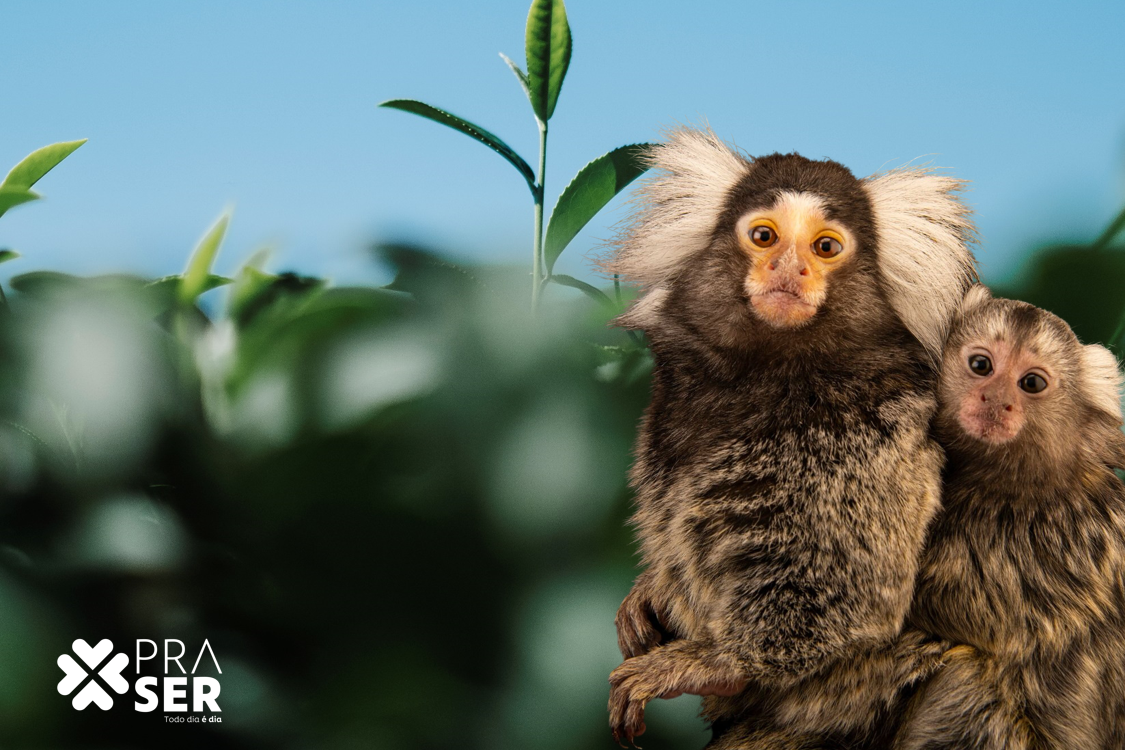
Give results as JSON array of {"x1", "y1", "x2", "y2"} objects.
[
  {"x1": 960, "y1": 283, "x2": 992, "y2": 313},
  {"x1": 616, "y1": 287, "x2": 669, "y2": 330},
  {"x1": 1082, "y1": 344, "x2": 1124, "y2": 422},
  {"x1": 603, "y1": 126, "x2": 750, "y2": 286},
  {"x1": 863, "y1": 168, "x2": 978, "y2": 361}
]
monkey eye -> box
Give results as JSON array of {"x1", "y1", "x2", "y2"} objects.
[
  {"x1": 750, "y1": 225, "x2": 778, "y2": 248},
  {"x1": 1019, "y1": 372, "x2": 1048, "y2": 394},
  {"x1": 968, "y1": 354, "x2": 993, "y2": 376},
  {"x1": 813, "y1": 236, "x2": 843, "y2": 259}
]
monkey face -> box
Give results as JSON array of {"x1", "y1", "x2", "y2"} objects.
[
  {"x1": 736, "y1": 191, "x2": 856, "y2": 328},
  {"x1": 937, "y1": 293, "x2": 1115, "y2": 456},
  {"x1": 946, "y1": 338, "x2": 1053, "y2": 445}
]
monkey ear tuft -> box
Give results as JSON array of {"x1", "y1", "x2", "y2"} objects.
[
  {"x1": 862, "y1": 168, "x2": 978, "y2": 361},
  {"x1": 960, "y1": 283, "x2": 992, "y2": 314},
  {"x1": 1081, "y1": 343, "x2": 1124, "y2": 423},
  {"x1": 601, "y1": 125, "x2": 750, "y2": 291},
  {"x1": 614, "y1": 287, "x2": 669, "y2": 330}
]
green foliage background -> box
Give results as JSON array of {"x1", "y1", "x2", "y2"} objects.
[{"x1": 0, "y1": 3, "x2": 1123, "y2": 748}]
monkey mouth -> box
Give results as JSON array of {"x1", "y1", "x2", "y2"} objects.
[
  {"x1": 750, "y1": 288, "x2": 817, "y2": 327},
  {"x1": 958, "y1": 408, "x2": 1022, "y2": 445}
]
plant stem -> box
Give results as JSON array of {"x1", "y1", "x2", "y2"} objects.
[
  {"x1": 1093, "y1": 204, "x2": 1125, "y2": 252},
  {"x1": 1110, "y1": 322, "x2": 1125, "y2": 350},
  {"x1": 531, "y1": 120, "x2": 548, "y2": 310}
]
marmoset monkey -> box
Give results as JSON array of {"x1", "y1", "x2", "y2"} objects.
[
  {"x1": 894, "y1": 287, "x2": 1125, "y2": 749},
  {"x1": 603, "y1": 127, "x2": 976, "y2": 746}
]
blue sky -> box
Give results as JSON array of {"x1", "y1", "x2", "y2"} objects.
[{"x1": 2, "y1": 1, "x2": 1123, "y2": 288}]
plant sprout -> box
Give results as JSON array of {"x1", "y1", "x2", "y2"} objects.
[{"x1": 380, "y1": 0, "x2": 649, "y2": 310}]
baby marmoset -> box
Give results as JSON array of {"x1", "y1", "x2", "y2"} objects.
[
  {"x1": 603, "y1": 127, "x2": 976, "y2": 745},
  {"x1": 895, "y1": 286, "x2": 1125, "y2": 749}
]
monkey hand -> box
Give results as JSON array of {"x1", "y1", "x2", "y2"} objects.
[
  {"x1": 608, "y1": 640, "x2": 747, "y2": 746},
  {"x1": 615, "y1": 573, "x2": 671, "y2": 659}
]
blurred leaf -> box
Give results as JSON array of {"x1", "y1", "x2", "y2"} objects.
[
  {"x1": 0, "y1": 420, "x2": 53, "y2": 455},
  {"x1": 147, "y1": 274, "x2": 232, "y2": 314},
  {"x1": 380, "y1": 242, "x2": 492, "y2": 304},
  {"x1": 1093, "y1": 203, "x2": 1125, "y2": 251},
  {"x1": 180, "y1": 212, "x2": 230, "y2": 305},
  {"x1": 9, "y1": 271, "x2": 152, "y2": 298},
  {"x1": 380, "y1": 99, "x2": 536, "y2": 194},
  {"x1": 230, "y1": 268, "x2": 324, "y2": 327},
  {"x1": 544, "y1": 144, "x2": 649, "y2": 273},
  {"x1": 0, "y1": 188, "x2": 40, "y2": 220},
  {"x1": 230, "y1": 266, "x2": 278, "y2": 321},
  {"x1": 1, "y1": 139, "x2": 85, "y2": 191},
  {"x1": 242, "y1": 247, "x2": 272, "y2": 271},
  {"x1": 996, "y1": 244, "x2": 1125, "y2": 348},
  {"x1": 231, "y1": 285, "x2": 405, "y2": 395},
  {"x1": 500, "y1": 53, "x2": 532, "y2": 102},
  {"x1": 0, "y1": 250, "x2": 20, "y2": 265},
  {"x1": 550, "y1": 273, "x2": 613, "y2": 308},
  {"x1": 8, "y1": 270, "x2": 80, "y2": 294},
  {"x1": 524, "y1": 0, "x2": 572, "y2": 122}
]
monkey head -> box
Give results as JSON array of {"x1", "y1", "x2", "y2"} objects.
[
  {"x1": 604, "y1": 127, "x2": 977, "y2": 361},
  {"x1": 938, "y1": 286, "x2": 1124, "y2": 466},
  {"x1": 728, "y1": 161, "x2": 873, "y2": 330}
]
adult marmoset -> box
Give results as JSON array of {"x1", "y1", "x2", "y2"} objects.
[
  {"x1": 603, "y1": 127, "x2": 976, "y2": 745},
  {"x1": 894, "y1": 287, "x2": 1125, "y2": 750}
]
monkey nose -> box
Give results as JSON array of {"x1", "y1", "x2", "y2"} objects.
[
  {"x1": 980, "y1": 392, "x2": 1014, "y2": 412},
  {"x1": 771, "y1": 248, "x2": 803, "y2": 274}
]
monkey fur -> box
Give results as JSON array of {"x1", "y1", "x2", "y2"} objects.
[
  {"x1": 603, "y1": 127, "x2": 976, "y2": 746},
  {"x1": 893, "y1": 287, "x2": 1125, "y2": 750}
]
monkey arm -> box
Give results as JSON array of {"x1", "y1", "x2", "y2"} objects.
[
  {"x1": 893, "y1": 644, "x2": 1034, "y2": 750},
  {"x1": 615, "y1": 569, "x2": 675, "y2": 659},
  {"x1": 609, "y1": 638, "x2": 746, "y2": 745},
  {"x1": 699, "y1": 629, "x2": 951, "y2": 749},
  {"x1": 767, "y1": 627, "x2": 950, "y2": 738}
]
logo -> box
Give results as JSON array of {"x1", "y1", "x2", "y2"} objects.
[
  {"x1": 57, "y1": 639, "x2": 130, "y2": 710},
  {"x1": 57, "y1": 638, "x2": 222, "y2": 717}
]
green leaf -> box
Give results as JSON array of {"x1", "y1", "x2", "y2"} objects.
[
  {"x1": 1, "y1": 420, "x2": 53, "y2": 455},
  {"x1": 242, "y1": 247, "x2": 272, "y2": 271},
  {"x1": 544, "y1": 144, "x2": 649, "y2": 273},
  {"x1": 148, "y1": 273, "x2": 232, "y2": 310},
  {"x1": 525, "y1": 0, "x2": 572, "y2": 122},
  {"x1": 1, "y1": 139, "x2": 86, "y2": 191},
  {"x1": 0, "y1": 188, "x2": 40, "y2": 220},
  {"x1": 500, "y1": 53, "x2": 532, "y2": 103},
  {"x1": 380, "y1": 242, "x2": 491, "y2": 305},
  {"x1": 228, "y1": 265, "x2": 278, "y2": 322},
  {"x1": 180, "y1": 212, "x2": 231, "y2": 305},
  {"x1": 380, "y1": 99, "x2": 536, "y2": 194},
  {"x1": 9, "y1": 271, "x2": 79, "y2": 294},
  {"x1": 1093, "y1": 203, "x2": 1125, "y2": 251},
  {"x1": 0, "y1": 250, "x2": 20, "y2": 265},
  {"x1": 549, "y1": 273, "x2": 613, "y2": 308}
]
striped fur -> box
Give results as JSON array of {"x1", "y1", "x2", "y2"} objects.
[
  {"x1": 605, "y1": 130, "x2": 977, "y2": 746},
  {"x1": 896, "y1": 294, "x2": 1125, "y2": 749}
]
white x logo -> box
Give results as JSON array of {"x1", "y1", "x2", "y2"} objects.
[{"x1": 57, "y1": 639, "x2": 130, "y2": 710}]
